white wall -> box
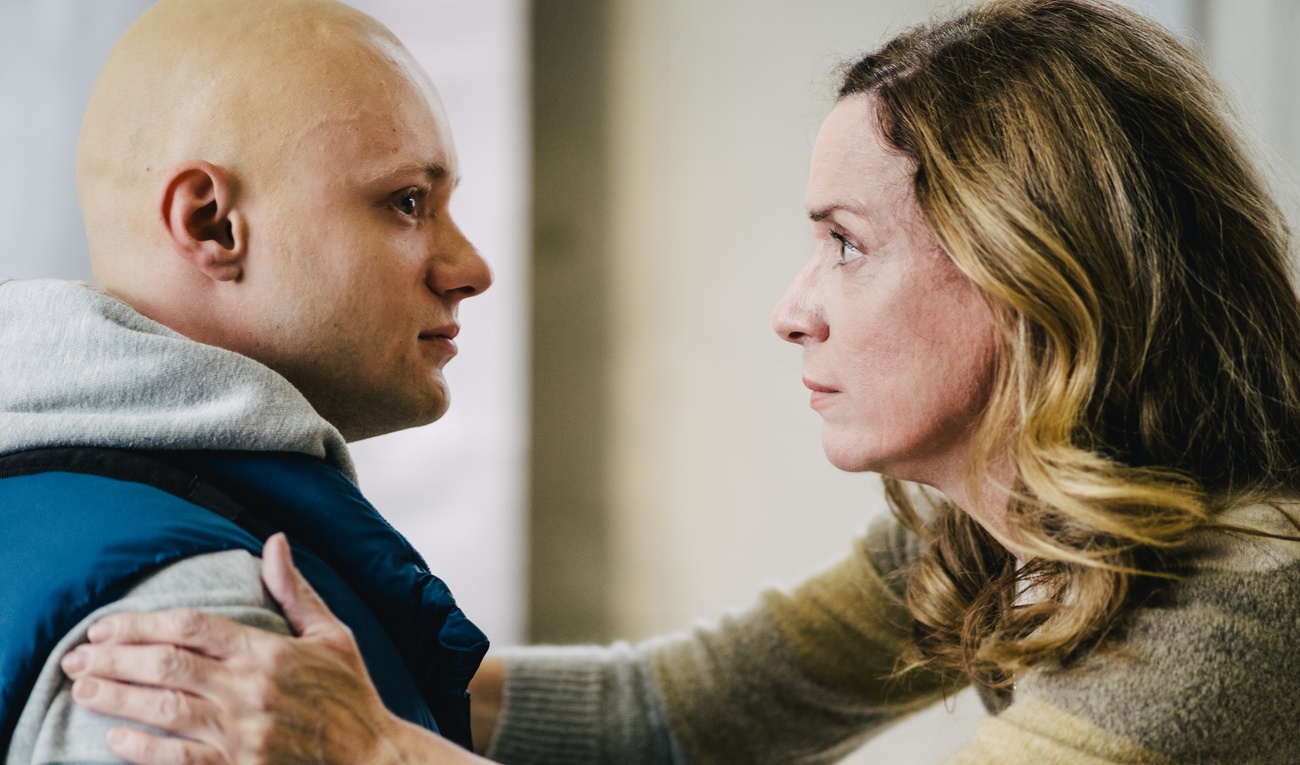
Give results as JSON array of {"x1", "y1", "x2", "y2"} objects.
[
  {"x1": 0, "y1": 0, "x2": 530, "y2": 645},
  {"x1": 1198, "y1": 0, "x2": 1300, "y2": 195},
  {"x1": 0, "y1": 0, "x2": 153, "y2": 280}
]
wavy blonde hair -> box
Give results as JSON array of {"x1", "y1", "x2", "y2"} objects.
[{"x1": 841, "y1": 0, "x2": 1300, "y2": 686}]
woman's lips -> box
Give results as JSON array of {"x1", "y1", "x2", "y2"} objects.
[{"x1": 803, "y1": 377, "x2": 839, "y2": 409}]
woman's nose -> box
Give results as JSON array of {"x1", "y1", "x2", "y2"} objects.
[{"x1": 772, "y1": 262, "x2": 827, "y2": 345}]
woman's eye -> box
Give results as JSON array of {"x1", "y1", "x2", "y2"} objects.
[{"x1": 830, "y1": 231, "x2": 863, "y2": 265}]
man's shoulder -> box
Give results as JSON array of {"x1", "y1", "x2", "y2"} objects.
[
  {"x1": 7, "y1": 550, "x2": 289, "y2": 765},
  {"x1": 0, "y1": 463, "x2": 266, "y2": 615},
  {"x1": 0, "y1": 456, "x2": 270, "y2": 757}
]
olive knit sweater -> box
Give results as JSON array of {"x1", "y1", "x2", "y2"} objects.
[{"x1": 487, "y1": 504, "x2": 1300, "y2": 764}]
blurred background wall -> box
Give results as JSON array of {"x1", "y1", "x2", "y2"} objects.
[{"x1": 4, "y1": 0, "x2": 1300, "y2": 762}]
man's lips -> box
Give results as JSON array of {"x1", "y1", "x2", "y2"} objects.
[{"x1": 419, "y1": 323, "x2": 460, "y2": 355}]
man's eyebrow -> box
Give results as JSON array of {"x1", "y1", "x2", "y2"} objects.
[
  {"x1": 425, "y1": 163, "x2": 464, "y2": 189},
  {"x1": 416, "y1": 163, "x2": 453, "y2": 184},
  {"x1": 366, "y1": 162, "x2": 457, "y2": 186}
]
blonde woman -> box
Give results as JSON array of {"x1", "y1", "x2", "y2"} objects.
[{"x1": 60, "y1": 1, "x2": 1300, "y2": 763}]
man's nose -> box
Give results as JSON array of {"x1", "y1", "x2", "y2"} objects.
[
  {"x1": 430, "y1": 223, "x2": 493, "y2": 300},
  {"x1": 772, "y1": 262, "x2": 826, "y2": 345}
]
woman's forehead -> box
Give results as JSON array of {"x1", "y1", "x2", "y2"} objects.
[{"x1": 807, "y1": 97, "x2": 916, "y2": 226}]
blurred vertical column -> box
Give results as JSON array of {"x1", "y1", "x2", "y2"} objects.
[{"x1": 526, "y1": 0, "x2": 616, "y2": 643}]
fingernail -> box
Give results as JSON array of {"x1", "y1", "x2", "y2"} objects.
[
  {"x1": 108, "y1": 727, "x2": 128, "y2": 746},
  {"x1": 61, "y1": 650, "x2": 86, "y2": 675},
  {"x1": 72, "y1": 678, "x2": 100, "y2": 701},
  {"x1": 87, "y1": 620, "x2": 113, "y2": 642}
]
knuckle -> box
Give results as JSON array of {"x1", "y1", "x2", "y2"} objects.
[
  {"x1": 155, "y1": 689, "x2": 186, "y2": 725},
  {"x1": 115, "y1": 729, "x2": 211, "y2": 765},
  {"x1": 325, "y1": 622, "x2": 357, "y2": 650},
  {"x1": 260, "y1": 640, "x2": 299, "y2": 668},
  {"x1": 246, "y1": 674, "x2": 276, "y2": 712},
  {"x1": 118, "y1": 731, "x2": 151, "y2": 759},
  {"x1": 244, "y1": 717, "x2": 273, "y2": 751},
  {"x1": 172, "y1": 610, "x2": 208, "y2": 640},
  {"x1": 131, "y1": 732, "x2": 162, "y2": 760},
  {"x1": 159, "y1": 646, "x2": 192, "y2": 682},
  {"x1": 170, "y1": 744, "x2": 195, "y2": 765},
  {"x1": 177, "y1": 744, "x2": 201, "y2": 765},
  {"x1": 261, "y1": 639, "x2": 290, "y2": 665}
]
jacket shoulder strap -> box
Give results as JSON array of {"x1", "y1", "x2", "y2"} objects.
[{"x1": 0, "y1": 447, "x2": 272, "y2": 540}]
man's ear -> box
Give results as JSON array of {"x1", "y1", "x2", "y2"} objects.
[{"x1": 158, "y1": 161, "x2": 247, "y2": 282}]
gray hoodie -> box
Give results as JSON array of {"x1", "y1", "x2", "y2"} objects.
[
  {"x1": 0, "y1": 278, "x2": 353, "y2": 478},
  {"x1": 0, "y1": 279, "x2": 353, "y2": 764}
]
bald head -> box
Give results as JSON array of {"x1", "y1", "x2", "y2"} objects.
[
  {"x1": 79, "y1": 0, "x2": 440, "y2": 283},
  {"x1": 76, "y1": 0, "x2": 491, "y2": 440}
]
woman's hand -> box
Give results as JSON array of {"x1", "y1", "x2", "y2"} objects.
[{"x1": 60, "y1": 533, "x2": 489, "y2": 765}]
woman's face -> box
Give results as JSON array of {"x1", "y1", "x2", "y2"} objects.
[{"x1": 773, "y1": 95, "x2": 997, "y2": 493}]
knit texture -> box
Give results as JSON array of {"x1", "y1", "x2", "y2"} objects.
[
  {"x1": 492, "y1": 644, "x2": 689, "y2": 765},
  {"x1": 488, "y1": 506, "x2": 1300, "y2": 764}
]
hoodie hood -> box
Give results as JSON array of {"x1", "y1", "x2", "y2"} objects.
[{"x1": 0, "y1": 279, "x2": 355, "y2": 481}]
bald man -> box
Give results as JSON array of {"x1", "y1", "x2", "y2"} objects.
[{"x1": 0, "y1": 0, "x2": 492, "y2": 761}]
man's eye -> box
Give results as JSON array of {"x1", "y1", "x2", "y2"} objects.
[{"x1": 396, "y1": 191, "x2": 422, "y2": 216}]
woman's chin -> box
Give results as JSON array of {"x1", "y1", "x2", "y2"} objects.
[{"x1": 819, "y1": 433, "x2": 882, "y2": 474}]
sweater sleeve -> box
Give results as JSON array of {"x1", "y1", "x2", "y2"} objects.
[
  {"x1": 649, "y1": 521, "x2": 958, "y2": 765},
  {"x1": 5, "y1": 550, "x2": 290, "y2": 765},
  {"x1": 487, "y1": 643, "x2": 692, "y2": 765},
  {"x1": 487, "y1": 518, "x2": 960, "y2": 765},
  {"x1": 943, "y1": 700, "x2": 1176, "y2": 765},
  {"x1": 493, "y1": 510, "x2": 1300, "y2": 765},
  {"x1": 946, "y1": 510, "x2": 1300, "y2": 765}
]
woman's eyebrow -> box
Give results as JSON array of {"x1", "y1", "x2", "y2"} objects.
[{"x1": 808, "y1": 201, "x2": 870, "y2": 223}]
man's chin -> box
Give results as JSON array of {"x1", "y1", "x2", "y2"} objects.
[
  {"x1": 406, "y1": 381, "x2": 452, "y2": 429},
  {"x1": 423, "y1": 393, "x2": 451, "y2": 425},
  {"x1": 336, "y1": 387, "x2": 449, "y2": 442}
]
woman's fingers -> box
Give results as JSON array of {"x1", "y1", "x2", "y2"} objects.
[
  {"x1": 72, "y1": 677, "x2": 218, "y2": 744},
  {"x1": 259, "y1": 533, "x2": 339, "y2": 641},
  {"x1": 88, "y1": 608, "x2": 252, "y2": 660},
  {"x1": 64, "y1": 534, "x2": 408, "y2": 765},
  {"x1": 62, "y1": 643, "x2": 219, "y2": 691},
  {"x1": 86, "y1": 533, "x2": 341, "y2": 659},
  {"x1": 107, "y1": 726, "x2": 223, "y2": 765}
]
